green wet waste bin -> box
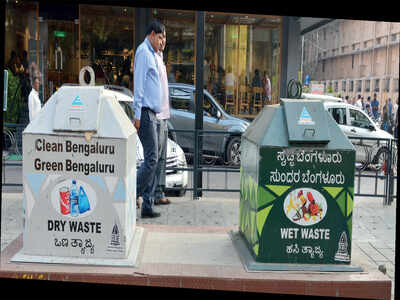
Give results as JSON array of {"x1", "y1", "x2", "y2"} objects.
[{"x1": 239, "y1": 99, "x2": 356, "y2": 266}]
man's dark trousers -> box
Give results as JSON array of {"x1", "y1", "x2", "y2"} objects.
[
  {"x1": 155, "y1": 119, "x2": 168, "y2": 202},
  {"x1": 137, "y1": 108, "x2": 159, "y2": 214}
]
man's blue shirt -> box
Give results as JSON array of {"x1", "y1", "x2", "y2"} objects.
[
  {"x1": 371, "y1": 99, "x2": 379, "y2": 119},
  {"x1": 133, "y1": 38, "x2": 162, "y2": 120}
]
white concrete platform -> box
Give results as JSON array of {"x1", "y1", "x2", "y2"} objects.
[{"x1": 11, "y1": 227, "x2": 143, "y2": 267}]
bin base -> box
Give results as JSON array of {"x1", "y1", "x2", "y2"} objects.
[
  {"x1": 229, "y1": 231, "x2": 363, "y2": 272},
  {"x1": 11, "y1": 227, "x2": 144, "y2": 267}
]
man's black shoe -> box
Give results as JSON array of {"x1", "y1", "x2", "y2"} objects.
[{"x1": 141, "y1": 211, "x2": 161, "y2": 218}]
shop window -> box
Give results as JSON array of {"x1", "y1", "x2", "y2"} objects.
[
  {"x1": 364, "y1": 79, "x2": 370, "y2": 92},
  {"x1": 4, "y1": 1, "x2": 39, "y2": 124},
  {"x1": 356, "y1": 80, "x2": 361, "y2": 92},
  {"x1": 393, "y1": 78, "x2": 399, "y2": 92},
  {"x1": 153, "y1": 9, "x2": 195, "y2": 86},
  {"x1": 375, "y1": 79, "x2": 380, "y2": 92},
  {"x1": 204, "y1": 12, "x2": 281, "y2": 117},
  {"x1": 384, "y1": 78, "x2": 390, "y2": 92},
  {"x1": 46, "y1": 19, "x2": 79, "y2": 95},
  {"x1": 80, "y1": 5, "x2": 135, "y2": 89}
]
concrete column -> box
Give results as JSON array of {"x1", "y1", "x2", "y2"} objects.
[{"x1": 281, "y1": 17, "x2": 301, "y2": 98}]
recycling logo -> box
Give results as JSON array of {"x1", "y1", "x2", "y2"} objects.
[
  {"x1": 71, "y1": 96, "x2": 84, "y2": 110},
  {"x1": 298, "y1": 107, "x2": 315, "y2": 125}
]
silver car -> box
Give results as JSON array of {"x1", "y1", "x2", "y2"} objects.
[
  {"x1": 168, "y1": 83, "x2": 250, "y2": 166},
  {"x1": 323, "y1": 100, "x2": 396, "y2": 172}
]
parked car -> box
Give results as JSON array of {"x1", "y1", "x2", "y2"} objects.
[
  {"x1": 106, "y1": 85, "x2": 188, "y2": 196},
  {"x1": 167, "y1": 83, "x2": 250, "y2": 166},
  {"x1": 322, "y1": 100, "x2": 396, "y2": 171}
]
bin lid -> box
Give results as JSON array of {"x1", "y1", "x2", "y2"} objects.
[
  {"x1": 23, "y1": 86, "x2": 135, "y2": 139},
  {"x1": 53, "y1": 86, "x2": 101, "y2": 132},
  {"x1": 282, "y1": 99, "x2": 330, "y2": 144},
  {"x1": 242, "y1": 100, "x2": 354, "y2": 151}
]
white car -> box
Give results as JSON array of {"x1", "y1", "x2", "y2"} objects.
[
  {"x1": 105, "y1": 86, "x2": 188, "y2": 196},
  {"x1": 322, "y1": 100, "x2": 395, "y2": 171}
]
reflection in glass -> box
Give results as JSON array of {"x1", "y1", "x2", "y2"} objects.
[
  {"x1": 153, "y1": 9, "x2": 195, "y2": 85},
  {"x1": 80, "y1": 5, "x2": 134, "y2": 89},
  {"x1": 205, "y1": 13, "x2": 281, "y2": 118}
]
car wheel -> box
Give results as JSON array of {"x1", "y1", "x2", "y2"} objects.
[{"x1": 226, "y1": 136, "x2": 241, "y2": 167}]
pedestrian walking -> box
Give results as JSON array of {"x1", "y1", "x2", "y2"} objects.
[
  {"x1": 371, "y1": 93, "x2": 380, "y2": 121},
  {"x1": 355, "y1": 94, "x2": 364, "y2": 110},
  {"x1": 133, "y1": 20, "x2": 166, "y2": 218},
  {"x1": 381, "y1": 102, "x2": 391, "y2": 133},
  {"x1": 154, "y1": 35, "x2": 171, "y2": 206}
]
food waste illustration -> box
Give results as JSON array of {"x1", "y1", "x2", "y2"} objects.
[{"x1": 284, "y1": 188, "x2": 327, "y2": 226}]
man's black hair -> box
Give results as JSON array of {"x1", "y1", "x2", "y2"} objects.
[{"x1": 145, "y1": 19, "x2": 165, "y2": 36}]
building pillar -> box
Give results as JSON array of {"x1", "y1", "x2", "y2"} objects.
[{"x1": 281, "y1": 17, "x2": 301, "y2": 98}]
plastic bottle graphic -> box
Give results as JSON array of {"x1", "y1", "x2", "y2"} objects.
[{"x1": 70, "y1": 180, "x2": 79, "y2": 217}]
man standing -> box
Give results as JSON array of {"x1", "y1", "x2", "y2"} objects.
[
  {"x1": 28, "y1": 76, "x2": 41, "y2": 122},
  {"x1": 262, "y1": 71, "x2": 271, "y2": 102},
  {"x1": 355, "y1": 94, "x2": 364, "y2": 110},
  {"x1": 154, "y1": 35, "x2": 171, "y2": 206},
  {"x1": 133, "y1": 20, "x2": 166, "y2": 218},
  {"x1": 371, "y1": 93, "x2": 380, "y2": 120}
]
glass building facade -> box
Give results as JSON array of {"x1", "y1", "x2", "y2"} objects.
[{"x1": 4, "y1": 1, "x2": 282, "y2": 122}]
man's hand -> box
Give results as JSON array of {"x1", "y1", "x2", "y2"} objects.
[{"x1": 134, "y1": 119, "x2": 140, "y2": 131}]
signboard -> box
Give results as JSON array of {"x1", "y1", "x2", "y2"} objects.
[
  {"x1": 240, "y1": 147, "x2": 355, "y2": 264},
  {"x1": 4, "y1": 70, "x2": 8, "y2": 111},
  {"x1": 22, "y1": 134, "x2": 136, "y2": 259},
  {"x1": 311, "y1": 84, "x2": 324, "y2": 95},
  {"x1": 54, "y1": 30, "x2": 67, "y2": 38}
]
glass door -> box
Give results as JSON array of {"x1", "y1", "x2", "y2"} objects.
[{"x1": 45, "y1": 20, "x2": 79, "y2": 99}]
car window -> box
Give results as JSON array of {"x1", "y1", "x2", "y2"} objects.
[
  {"x1": 328, "y1": 107, "x2": 347, "y2": 125},
  {"x1": 189, "y1": 91, "x2": 219, "y2": 117},
  {"x1": 349, "y1": 109, "x2": 372, "y2": 129},
  {"x1": 170, "y1": 87, "x2": 192, "y2": 112},
  {"x1": 203, "y1": 94, "x2": 218, "y2": 117}
]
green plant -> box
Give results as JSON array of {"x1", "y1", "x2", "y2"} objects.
[{"x1": 3, "y1": 70, "x2": 23, "y2": 124}]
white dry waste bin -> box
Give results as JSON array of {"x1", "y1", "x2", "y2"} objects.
[{"x1": 13, "y1": 85, "x2": 141, "y2": 266}]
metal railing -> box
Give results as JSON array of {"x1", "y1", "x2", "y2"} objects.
[
  {"x1": 2, "y1": 126, "x2": 397, "y2": 205},
  {"x1": 349, "y1": 136, "x2": 397, "y2": 205}
]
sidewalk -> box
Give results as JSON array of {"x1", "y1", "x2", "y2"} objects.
[{"x1": 1, "y1": 191, "x2": 395, "y2": 299}]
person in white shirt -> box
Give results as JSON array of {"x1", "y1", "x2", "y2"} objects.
[
  {"x1": 224, "y1": 66, "x2": 235, "y2": 96},
  {"x1": 28, "y1": 76, "x2": 41, "y2": 122},
  {"x1": 355, "y1": 95, "x2": 364, "y2": 110},
  {"x1": 154, "y1": 35, "x2": 171, "y2": 205}
]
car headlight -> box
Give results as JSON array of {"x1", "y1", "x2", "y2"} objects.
[
  {"x1": 177, "y1": 151, "x2": 187, "y2": 173},
  {"x1": 169, "y1": 140, "x2": 187, "y2": 173}
]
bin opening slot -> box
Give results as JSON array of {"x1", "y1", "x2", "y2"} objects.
[
  {"x1": 69, "y1": 117, "x2": 81, "y2": 128},
  {"x1": 282, "y1": 99, "x2": 331, "y2": 144},
  {"x1": 303, "y1": 128, "x2": 315, "y2": 137}
]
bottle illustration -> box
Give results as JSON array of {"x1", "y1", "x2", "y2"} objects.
[{"x1": 70, "y1": 180, "x2": 79, "y2": 217}]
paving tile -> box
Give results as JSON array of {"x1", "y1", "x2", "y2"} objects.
[{"x1": 356, "y1": 242, "x2": 391, "y2": 263}]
